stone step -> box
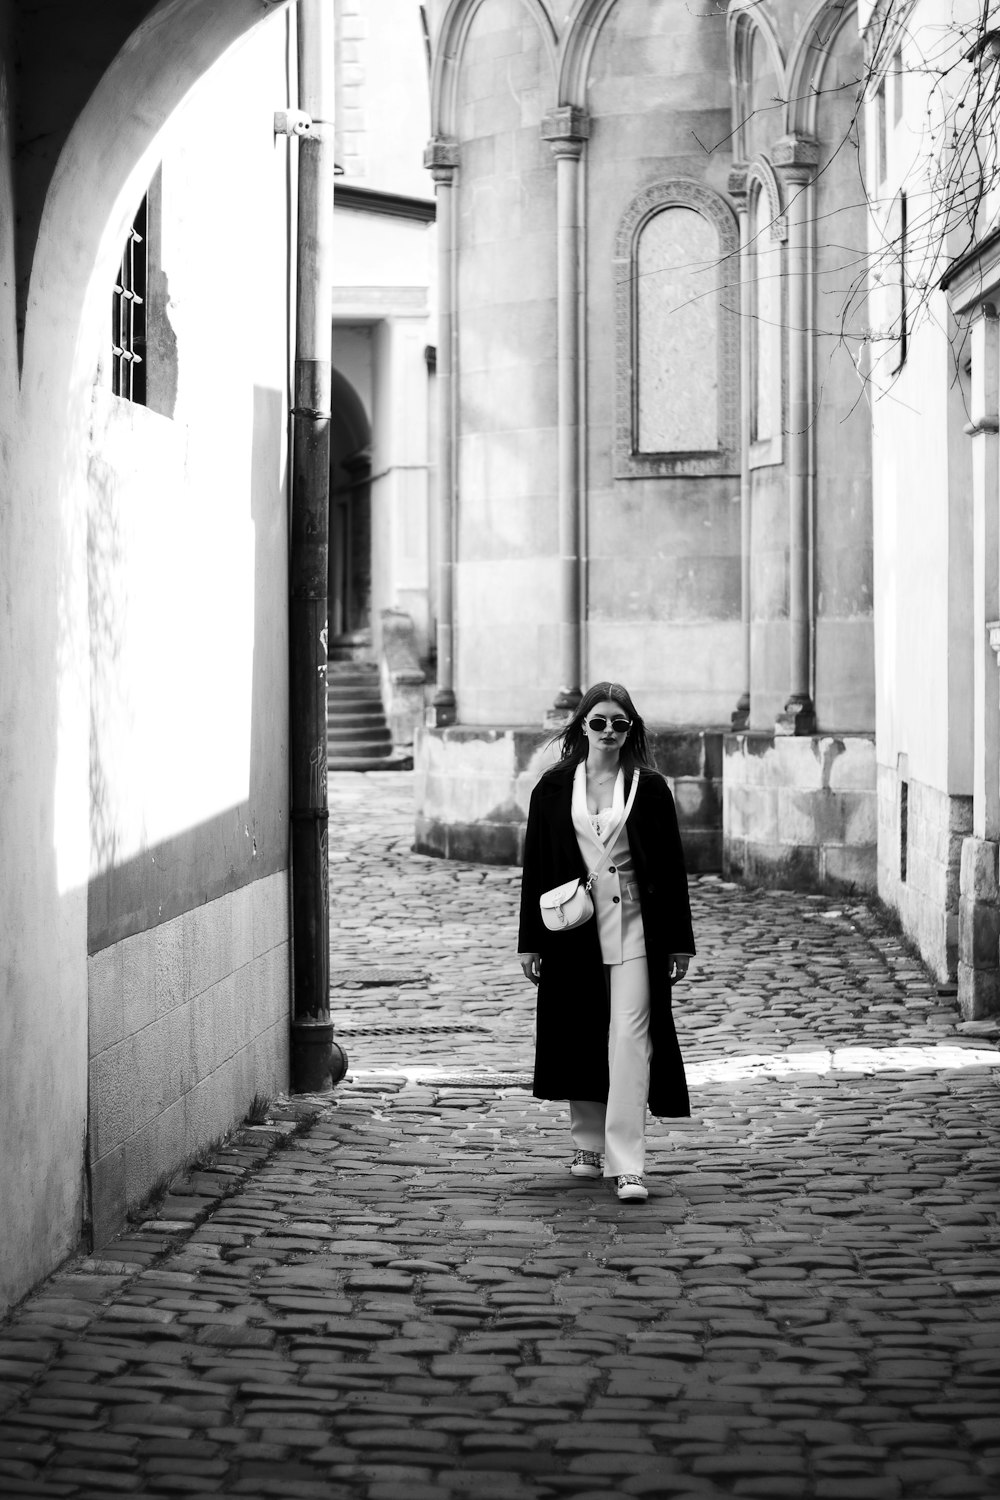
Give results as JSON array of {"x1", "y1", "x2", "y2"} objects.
[
  {"x1": 327, "y1": 710, "x2": 386, "y2": 729},
  {"x1": 328, "y1": 724, "x2": 392, "y2": 746},
  {"x1": 325, "y1": 696, "x2": 383, "y2": 714},
  {"x1": 328, "y1": 755, "x2": 412, "y2": 771},
  {"x1": 328, "y1": 669, "x2": 380, "y2": 687}
]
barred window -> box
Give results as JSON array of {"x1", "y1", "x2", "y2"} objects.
[{"x1": 112, "y1": 196, "x2": 147, "y2": 404}]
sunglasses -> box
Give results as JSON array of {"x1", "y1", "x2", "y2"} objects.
[{"x1": 587, "y1": 716, "x2": 631, "y2": 734}]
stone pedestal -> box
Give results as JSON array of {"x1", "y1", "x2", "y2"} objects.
[
  {"x1": 958, "y1": 836, "x2": 1000, "y2": 1017},
  {"x1": 414, "y1": 725, "x2": 724, "y2": 869}
]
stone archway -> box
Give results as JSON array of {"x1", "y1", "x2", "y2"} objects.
[{"x1": 329, "y1": 366, "x2": 373, "y2": 645}]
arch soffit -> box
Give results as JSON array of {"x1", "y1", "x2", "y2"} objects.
[
  {"x1": 785, "y1": 0, "x2": 859, "y2": 138},
  {"x1": 614, "y1": 179, "x2": 740, "y2": 264},
  {"x1": 726, "y1": 3, "x2": 787, "y2": 160},
  {"x1": 429, "y1": 0, "x2": 559, "y2": 139}
]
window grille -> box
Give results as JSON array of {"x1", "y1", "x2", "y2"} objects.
[{"x1": 112, "y1": 197, "x2": 147, "y2": 403}]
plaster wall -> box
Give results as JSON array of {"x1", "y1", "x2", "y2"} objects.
[
  {"x1": 452, "y1": 0, "x2": 559, "y2": 724},
  {"x1": 584, "y1": 0, "x2": 742, "y2": 725},
  {"x1": 0, "y1": 3, "x2": 90, "y2": 1316},
  {"x1": 866, "y1": 0, "x2": 976, "y2": 978},
  {"x1": 869, "y1": 8, "x2": 974, "y2": 795},
  {"x1": 337, "y1": 0, "x2": 431, "y2": 193},
  {"x1": 0, "y1": 0, "x2": 292, "y2": 1313},
  {"x1": 332, "y1": 208, "x2": 434, "y2": 292},
  {"x1": 86, "y1": 24, "x2": 293, "y2": 1236}
]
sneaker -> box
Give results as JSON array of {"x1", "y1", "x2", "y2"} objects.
[
  {"x1": 616, "y1": 1174, "x2": 648, "y2": 1202},
  {"x1": 570, "y1": 1150, "x2": 603, "y2": 1178}
]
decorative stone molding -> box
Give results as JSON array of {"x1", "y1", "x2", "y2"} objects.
[
  {"x1": 747, "y1": 154, "x2": 786, "y2": 241},
  {"x1": 423, "y1": 136, "x2": 460, "y2": 184},
  {"x1": 728, "y1": 163, "x2": 749, "y2": 207},
  {"x1": 614, "y1": 179, "x2": 740, "y2": 480},
  {"x1": 861, "y1": 0, "x2": 917, "y2": 67}
]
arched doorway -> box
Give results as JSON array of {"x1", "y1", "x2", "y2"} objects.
[{"x1": 329, "y1": 366, "x2": 373, "y2": 649}]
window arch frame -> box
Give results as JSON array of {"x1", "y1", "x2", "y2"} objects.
[
  {"x1": 746, "y1": 156, "x2": 787, "y2": 468},
  {"x1": 614, "y1": 179, "x2": 740, "y2": 479}
]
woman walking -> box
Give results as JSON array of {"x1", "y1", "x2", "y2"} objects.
[{"x1": 517, "y1": 682, "x2": 694, "y2": 1202}]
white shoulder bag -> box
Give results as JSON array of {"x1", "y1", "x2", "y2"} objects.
[{"x1": 538, "y1": 772, "x2": 639, "y2": 933}]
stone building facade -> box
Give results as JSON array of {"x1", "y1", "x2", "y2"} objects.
[{"x1": 416, "y1": 0, "x2": 877, "y2": 895}]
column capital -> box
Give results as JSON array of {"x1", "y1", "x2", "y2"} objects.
[
  {"x1": 772, "y1": 134, "x2": 819, "y2": 184},
  {"x1": 541, "y1": 106, "x2": 591, "y2": 158},
  {"x1": 727, "y1": 163, "x2": 749, "y2": 207},
  {"x1": 423, "y1": 136, "x2": 460, "y2": 183}
]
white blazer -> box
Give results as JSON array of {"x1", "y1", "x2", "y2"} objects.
[{"x1": 571, "y1": 761, "x2": 646, "y2": 966}]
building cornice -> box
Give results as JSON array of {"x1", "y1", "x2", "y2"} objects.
[
  {"x1": 334, "y1": 184, "x2": 437, "y2": 223},
  {"x1": 941, "y1": 225, "x2": 1000, "y2": 311}
]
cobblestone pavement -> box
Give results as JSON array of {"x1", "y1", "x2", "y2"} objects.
[{"x1": 3, "y1": 771, "x2": 1000, "y2": 1500}]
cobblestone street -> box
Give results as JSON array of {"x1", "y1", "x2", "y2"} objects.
[{"x1": 3, "y1": 771, "x2": 1000, "y2": 1499}]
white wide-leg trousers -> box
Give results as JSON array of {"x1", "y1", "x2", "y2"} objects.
[{"x1": 569, "y1": 956, "x2": 652, "y2": 1177}]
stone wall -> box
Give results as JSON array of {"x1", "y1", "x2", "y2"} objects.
[
  {"x1": 723, "y1": 734, "x2": 877, "y2": 892},
  {"x1": 88, "y1": 875, "x2": 289, "y2": 1245},
  {"x1": 958, "y1": 837, "x2": 1000, "y2": 1018},
  {"x1": 878, "y1": 762, "x2": 972, "y2": 983},
  {"x1": 414, "y1": 725, "x2": 723, "y2": 870},
  {"x1": 583, "y1": 0, "x2": 743, "y2": 728}
]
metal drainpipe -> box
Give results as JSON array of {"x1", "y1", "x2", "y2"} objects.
[{"x1": 289, "y1": 0, "x2": 345, "y2": 1092}]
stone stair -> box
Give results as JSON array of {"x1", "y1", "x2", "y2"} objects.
[{"x1": 327, "y1": 662, "x2": 411, "y2": 772}]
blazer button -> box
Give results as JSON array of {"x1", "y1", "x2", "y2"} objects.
[
  {"x1": 612, "y1": 895, "x2": 620, "y2": 904},
  {"x1": 609, "y1": 865, "x2": 616, "y2": 873}
]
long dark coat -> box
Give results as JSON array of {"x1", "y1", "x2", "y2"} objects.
[{"x1": 517, "y1": 760, "x2": 695, "y2": 1117}]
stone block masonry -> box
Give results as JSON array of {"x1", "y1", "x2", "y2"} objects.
[
  {"x1": 87, "y1": 872, "x2": 290, "y2": 1247},
  {"x1": 723, "y1": 733, "x2": 877, "y2": 894},
  {"x1": 958, "y1": 835, "x2": 1000, "y2": 1018},
  {"x1": 878, "y1": 762, "x2": 973, "y2": 984}
]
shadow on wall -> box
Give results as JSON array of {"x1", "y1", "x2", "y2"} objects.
[{"x1": 86, "y1": 385, "x2": 291, "y2": 1247}]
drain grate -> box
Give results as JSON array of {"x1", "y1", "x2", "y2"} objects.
[
  {"x1": 331, "y1": 968, "x2": 428, "y2": 987},
  {"x1": 337, "y1": 1022, "x2": 491, "y2": 1037},
  {"x1": 417, "y1": 1071, "x2": 533, "y2": 1088}
]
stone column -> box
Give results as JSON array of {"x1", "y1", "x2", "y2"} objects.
[
  {"x1": 423, "y1": 137, "x2": 460, "y2": 726},
  {"x1": 773, "y1": 135, "x2": 819, "y2": 736},
  {"x1": 729, "y1": 164, "x2": 751, "y2": 731},
  {"x1": 960, "y1": 304, "x2": 1000, "y2": 1016},
  {"x1": 542, "y1": 106, "x2": 590, "y2": 725}
]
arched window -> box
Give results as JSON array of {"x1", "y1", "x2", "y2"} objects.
[
  {"x1": 747, "y1": 165, "x2": 785, "y2": 465},
  {"x1": 615, "y1": 180, "x2": 739, "y2": 478}
]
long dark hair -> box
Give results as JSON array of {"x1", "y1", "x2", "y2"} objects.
[{"x1": 553, "y1": 681, "x2": 655, "y2": 786}]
